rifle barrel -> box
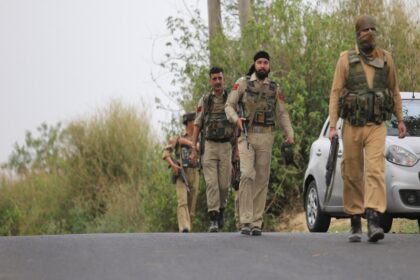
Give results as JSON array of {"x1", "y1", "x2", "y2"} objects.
[{"x1": 239, "y1": 103, "x2": 249, "y2": 149}]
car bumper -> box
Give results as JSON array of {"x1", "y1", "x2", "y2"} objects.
[{"x1": 386, "y1": 161, "x2": 420, "y2": 214}]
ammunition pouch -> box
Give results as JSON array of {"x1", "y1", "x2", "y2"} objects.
[
  {"x1": 178, "y1": 145, "x2": 195, "y2": 168},
  {"x1": 205, "y1": 113, "x2": 234, "y2": 141},
  {"x1": 253, "y1": 109, "x2": 275, "y2": 126},
  {"x1": 339, "y1": 89, "x2": 393, "y2": 126}
]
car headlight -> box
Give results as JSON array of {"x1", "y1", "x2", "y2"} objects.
[{"x1": 386, "y1": 145, "x2": 419, "y2": 167}]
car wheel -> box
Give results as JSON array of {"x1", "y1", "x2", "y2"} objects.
[
  {"x1": 379, "y1": 213, "x2": 393, "y2": 233},
  {"x1": 305, "y1": 180, "x2": 331, "y2": 232}
]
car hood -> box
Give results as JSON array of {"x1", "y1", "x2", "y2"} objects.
[{"x1": 386, "y1": 136, "x2": 420, "y2": 156}]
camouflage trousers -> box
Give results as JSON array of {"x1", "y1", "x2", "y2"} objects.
[{"x1": 341, "y1": 121, "x2": 387, "y2": 214}]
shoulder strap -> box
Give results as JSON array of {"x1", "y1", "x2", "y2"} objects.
[
  {"x1": 269, "y1": 81, "x2": 277, "y2": 91},
  {"x1": 223, "y1": 90, "x2": 228, "y2": 102},
  {"x1": 203, "y1": 92, "x2": 213, "y2": 116},
  {"x1": 348, "y1": 49, "x2": 360, "y2": 64}
]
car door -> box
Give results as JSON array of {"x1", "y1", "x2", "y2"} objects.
[{"x1": 320, "y1": 119, "x2": 344, "y2": 207}]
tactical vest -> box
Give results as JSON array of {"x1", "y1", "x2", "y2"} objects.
[
  {"x1": 242, "y1": 77, "x2": 277, "y2": 126},
  {"x1": 175, "y1": 138, "x2": 195, "y2": 168},
  {"x1": 203, "y1": 91, "x2": 234, "y2": 141},
  {"x1": 339, "y1": 49, "x2": 394, "y2": 126}
]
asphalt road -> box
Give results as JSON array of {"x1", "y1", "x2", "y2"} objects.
[{"x1": 0, "y1": 232, "x2": 419, "y2": 280}]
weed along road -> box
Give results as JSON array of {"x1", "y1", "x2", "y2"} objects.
[{"x1": 0, "y1": 232, "x2": 419, "y2": 280}]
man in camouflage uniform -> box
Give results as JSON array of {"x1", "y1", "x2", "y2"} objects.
[
  {"x1": 163, "y1": 112, "x2": 200, "y2": 233},
  {"x1": 225, "y1": 51, "x2": 294, "y2": 236},
  {"x1": 329, "y1": 15, "x2": 406, "y2": 242},
  {"x1": 191, "y1": 67, "x2": 234, "y2": 232}
]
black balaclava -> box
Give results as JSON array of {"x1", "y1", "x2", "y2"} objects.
[
  {"x1": 355, "y1": 15, "x2": 377, "y2": 55},
  {"x1": 355, "y1": 15, "x2": 385, "y2": 68}
]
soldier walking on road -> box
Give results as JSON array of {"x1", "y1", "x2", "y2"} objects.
[
  {"x1": 225, "y1": 51, "x2": 294, "y2": 236},
  {"x1": 163, "y1": 112, "x2": 200, "y2": 233},
  {"x1": 329, "y1": 15, "x2": 406, "y2": 242},
  {"x1": 191, "y1": 67, "x2": 235, "y2": 232}
]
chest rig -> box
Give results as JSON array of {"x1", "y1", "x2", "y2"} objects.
[
  {"x1": 242, "y1": 77, "x2": 277, "y2": 126},
  {"x1": 339, "y1": 49, "x2": 394, "y2": 126},
  {"x1": 175, "y1": 135, "x2": 195, "y2": 168},
  {"x1": 203, "y1": 91, "x2": 234, "y2": 141}
]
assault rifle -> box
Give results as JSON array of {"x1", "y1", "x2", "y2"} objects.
[
  {"x1": 231, "y1": 124, "x2": 241, "y2": 191},
  {"x1": 198, "y1": 133, "x2": 205, "y2": 170},
  {"x1": 324, "y1": 134, "x2": 339, "y2": 205},
  {"x1": 171, "y1": 159, "x2": 192, "y2": 193},
  {"x1": 238, "y1": 102, "x2": 249, "y2": 149}
]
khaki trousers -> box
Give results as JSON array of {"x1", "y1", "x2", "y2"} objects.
[
  {"x1": 238, "y1": 132, "x2": 274, "y2": 228},
  {"x1": 234, "y1": 191, "x2": 240, "y2": 230},
  {"x1": 341, "y1": 121, "x2": 387, "y2": 214},
  {"x1": 176, "y1": 167, "x2": 199, "y2": 232},
  {"x1": 202, "y1": 141, "x2": 232, "y2": 212}
]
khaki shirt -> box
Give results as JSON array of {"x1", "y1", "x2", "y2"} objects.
[
  {"x1": 329, "y1": 45, "x2": 403, "y2": 128},
  {"x1": 225, "y1": 73, "x2": 294, "y2": 138},
  {"x1": 194, "y1": 91, "x2": 227, "y2": 129}
]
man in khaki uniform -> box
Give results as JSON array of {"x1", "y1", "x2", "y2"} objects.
[
  {"x1": 163, "y1": 112, "x2": 200, "y2": 233},
  {"x1": 225, "y1": 51, "x2": 294, "y2": 236},
  {"x1": 191, "y1": 67, "x2": 234, "y2": 232},
  {"x1": 329, "y1": 15, "x2": 406, "y2": 242}
]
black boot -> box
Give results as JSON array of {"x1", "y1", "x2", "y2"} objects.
[
  {"x1": 366, "y1": 208, "x2": 384, "y2": 242},
  {"x1": 208, "y1": 211, "x2": 219, "y2": 232},
  {"x1": 218, "y1": 208, "x2": 225, "y2": 230},
  {"x1": 348, "y1": 215, "x2": 362, "y2": 242},
  {"x1": 240, "y1": 223, "x2": 251, "y2": 235}
]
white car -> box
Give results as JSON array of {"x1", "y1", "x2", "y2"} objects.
[{"x1": 303, "y1": 92, "x2": 420, "y2": 232}]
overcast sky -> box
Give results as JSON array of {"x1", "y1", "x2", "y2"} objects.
[{"x1": 0, "y1": 0, "x2": 207, "y2": 163}]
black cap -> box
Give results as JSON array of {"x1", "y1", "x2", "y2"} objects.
[
  {"x1": 182, "y1": 112, "x2": 196, "y2": 125},
  {"x1": 253, "y1": 50, "x2": 270, "y2": 62}
]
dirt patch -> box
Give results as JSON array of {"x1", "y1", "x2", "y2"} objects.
[
  {"x1": 276, "y1": 210, "x2": 349, "y2": 232},
  {"x1": 276, "y1": 210, "x2": 419, "y2": 233}
]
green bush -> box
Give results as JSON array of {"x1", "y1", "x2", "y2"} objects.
[{"x1": 0, "y1": 100, "x2": 182, "y2": 235}]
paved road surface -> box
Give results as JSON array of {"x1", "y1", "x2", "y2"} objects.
[{"x1": 0, "y1": 232, "x2": 419, "y2": 280}]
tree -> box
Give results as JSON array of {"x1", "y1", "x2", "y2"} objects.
[
  {"x1": 238, "y1": 0, "x2": 253, "y2": 34},
  {"x1": 2, "y1": 123, "x2": 63, "y2": 176},
  {"x1": 160, "y1": 0, "x2": 420, "y2": 229}
]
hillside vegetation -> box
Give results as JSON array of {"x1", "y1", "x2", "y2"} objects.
[{"x1": 1, "y1": 0, "x2": 420, "y2": 235}]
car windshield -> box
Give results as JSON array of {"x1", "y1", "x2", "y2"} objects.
[{"x1": 387, "y1": 99, "x2": 420, "y2": 137}]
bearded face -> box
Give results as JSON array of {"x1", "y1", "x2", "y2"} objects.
[
  {"x1": 256, "y1": 69, "x2": 269, "y2": 80},
  {"x1": 254, "y1": 58, "x2": 270, "y2": 80}
]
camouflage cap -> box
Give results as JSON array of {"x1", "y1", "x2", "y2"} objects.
[
  {"x1": 355, "y1": 15, "x2": 376, "y2": 33},
  {"x1": 182, "y1": 112, "x2": 196, "y2": 125}
]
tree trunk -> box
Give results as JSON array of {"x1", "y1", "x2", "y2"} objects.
[
  {"x1": 238, "y1": 0, "x2": 253, "y2": 34},
  {"x1": 207, "y1": 0, "x2": 222, "y2": 41},
  {"x1": 207, "y1": 0, "x2": 222, "y2": 64}
]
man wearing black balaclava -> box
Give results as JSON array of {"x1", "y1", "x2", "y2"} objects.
[
  {"x1": 225, "y1": 50, "x2": 294, "y2": 236},
  {"x1": 329, "y1": 15, "x2": 406, "y2": 243}
]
